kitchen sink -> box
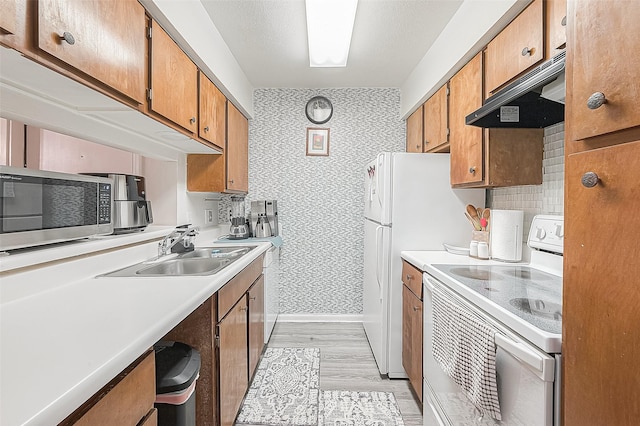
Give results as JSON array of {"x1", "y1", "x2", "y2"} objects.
[{"x1": 98, "y1": 246, "x2": 255, "y2": 277}]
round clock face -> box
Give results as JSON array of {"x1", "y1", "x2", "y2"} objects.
[{"x1": 305, "y1": 96, "x2": 333, "y2": 124}]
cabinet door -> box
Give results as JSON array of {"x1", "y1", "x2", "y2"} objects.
[
  {"x1": 545, "y1": 0, "x2": 567, "y2": 56},
  {"x1": 484, "y1": 0, "x2": 544, "y2": 95},
  {"x1": 567, "y1": 0, "x2": 640, "y2": 142},
  {"x1": 226, "y1": 102, "x2": 249, "y2": 192},
  {"x1": 218, "y1": 298, "x2": 249, "y2": 426},
  {"x1": 199, "y1": 71, "x2": 226, "y2": 149},
  {"x1": 449, "y1": 52, "x2": 484, "y2": 186},
  {"x1": 37, "y1": 0, "x2": 145, "y2": 104},
  {"x1": 406, "y1": 106, "x2": 423, "y2": 153},
  {"x1": 0, "y1": 0, "x2": 17, "y2": 34},
  {"x1": 248, "y1": 275, "x2": 265, "y2": 379},
  {"x1": 563, "y1": 141, "x2": 640, "y2": 426},
  {"x1": 149, "y1": 20, "x2": 198, "y2": 133},
  {"x1": 402, "y1": 285, "x2": 423, "y2": 402},
  {"x1": 423, "y1": 84, "x2": 449, "y2": 152}
]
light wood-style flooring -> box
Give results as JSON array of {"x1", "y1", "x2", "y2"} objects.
[{"x1": 267, "y1": 322, "x2": 423, "y2": 426}]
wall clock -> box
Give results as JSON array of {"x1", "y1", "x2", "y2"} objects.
[{"x1": 305, "y1": 96, "x2": 333, "y2": 124}]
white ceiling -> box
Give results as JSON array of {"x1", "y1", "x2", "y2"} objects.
[{"x1": 200, "y1": 0, "x2": 464, "y2": 88}]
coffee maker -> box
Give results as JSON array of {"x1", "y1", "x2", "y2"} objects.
[
  {"x1": 229, "y1": 195, "x2": 250, "y2": 239},
  {"x1": 250, "y1": 200, "x2": 279, "y2": 237}
]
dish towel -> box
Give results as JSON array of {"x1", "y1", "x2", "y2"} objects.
[{"x1": 431, "y1": 285, "x2": 502, "y2": 421}]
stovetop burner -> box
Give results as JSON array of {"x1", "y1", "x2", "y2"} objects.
[{"x1": 431, "y1": 264, "x2": 562, "y2": 335}]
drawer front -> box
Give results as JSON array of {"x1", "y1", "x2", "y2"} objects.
[
  {"x1": 72, "y1": 350, "x2": 155, "y2": 426},
  {"x1": 402, "y1": 260, "x2": 422, "y2": 299},
  {"x1": 218, "y1": 254, "x2": 264, "y2": 320}
]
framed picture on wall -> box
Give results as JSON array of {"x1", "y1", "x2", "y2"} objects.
[{"x1": 306, "y1": 128, "x2": 330, "y2": 156}]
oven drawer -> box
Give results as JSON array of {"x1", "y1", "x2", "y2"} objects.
[{"x1": 423, "y1": 274, "x2": 555, "y2": 426}]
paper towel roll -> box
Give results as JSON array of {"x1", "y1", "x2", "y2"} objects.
[{"x1": 490, "y1": 210, "x2": 523, "y2": 262}]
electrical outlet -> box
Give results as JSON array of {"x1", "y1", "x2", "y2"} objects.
[{"x1": 204, "y1": 209, "x2": 214, "y2": 225}]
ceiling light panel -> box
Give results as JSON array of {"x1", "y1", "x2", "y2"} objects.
[{"x1": 306, "y1": 0, "x2": 358, "y2": 67}]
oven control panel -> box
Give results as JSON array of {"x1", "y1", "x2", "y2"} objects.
[{"x1": 527, "y1": 215, "x2": 564, "y2": 254}]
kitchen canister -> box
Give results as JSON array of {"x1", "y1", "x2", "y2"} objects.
[{"x1": 490, "y1": 209, "x2": 524, "y2": 262}]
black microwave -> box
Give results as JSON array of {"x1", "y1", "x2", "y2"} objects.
[{"x1": 0, "y1": 166, "x2": 113, "y2": 251}]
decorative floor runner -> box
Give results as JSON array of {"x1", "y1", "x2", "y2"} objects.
[
  {"x1": 236, "y1": 347, "x2": 321, "y2": 426},
  {"x1": 318, "y1": 391, "x2": 405, "y2": 426},
  {"x1": 236, "y1": 348, "x2": 405, "y2": 426}
]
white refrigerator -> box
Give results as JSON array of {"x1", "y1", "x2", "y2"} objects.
[{"x1": 363, "y1": 152, "x2": 484, "y2": 377}]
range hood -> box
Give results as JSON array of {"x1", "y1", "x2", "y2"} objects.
[{"x1": 466, "y1": 51, "x2": 566, "y2": 128}]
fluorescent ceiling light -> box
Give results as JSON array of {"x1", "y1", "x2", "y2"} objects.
[{"x1": 305, "y1": 0, "x2": 358, "y2": 67}]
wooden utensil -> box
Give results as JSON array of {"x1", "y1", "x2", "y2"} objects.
[
  {"x1": 482, "y1": 208, "x2": 490, "y2": 231},
  {"x1": 465, "y1": 210, "x2": 482, "y2": 231}
]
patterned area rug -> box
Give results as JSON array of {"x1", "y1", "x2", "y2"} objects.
[
  {"x1": 319, "y1": 391, "x2": 405, "y2": 426},
  {"x1": 236, "y1": 347, "x2": 321, "y2": 426}
]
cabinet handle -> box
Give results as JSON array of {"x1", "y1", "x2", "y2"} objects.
[
  {"x1": 60, "y1": 31, "x2": 76, "y2": 45},
  {"x1": 190, "y1": 117, "x2": 196, "y2": 124},
  {"x1": 561, "y1": 16, "x2": 567, "y2": 26},
  {"x1": 406, "y1": 274, "x2": 412, "y2": 281},
  {"x1": 249, "y1": 296, "x2": 257, "y2": 301},
  {"x1": 240, "y1": 306, "x2": 248, "y2": 312},
  {"x1": 587, "y1": 92, "x2": 607, "y2": 110},
  {"x1": 581, "y1": 172, "x2": 600, "y2": 188},
  {"x1": 204, "y1": 126, "x2": 209, "y2": 132},
  {"x1": 521, "y1": 47, "x2": 532, "y2": 56},
  {"x1": 416, "y1": 144, "x2": 420, "y2": 149},
  {"x1": 228, "y1": 179, "x2": 234, "y2": 184},
  {"x1": 469, "y1": 166, "x2": 476, "y2": 174},
  {"x1": 413, "y1": 306, "x2": 421, "y2": 312}
]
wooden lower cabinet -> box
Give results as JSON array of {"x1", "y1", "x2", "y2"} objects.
[
  {"x1": 402, "y1": 260, "x2": 423, "y2": 403},
  {"x1": 62, "y1": 350, "x2": 156, "y2": 426},
  {"x1": 248, "y1": 275, "x2": 265, "y2": 379},
  {"x1": 218, "y1": 297, "x2": 249, "y2": 426},
  {"x1": 563, "y1": 140, "x2": 640, "y2": 425}
]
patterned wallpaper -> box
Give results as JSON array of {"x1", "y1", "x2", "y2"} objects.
[{"x1": 247, "y1": 88, "x2": 405, "y2": 315}]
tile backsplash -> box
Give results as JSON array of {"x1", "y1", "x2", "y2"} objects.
[{"x1": 488, "y1": 122, "x2": 565, "y2": 235}]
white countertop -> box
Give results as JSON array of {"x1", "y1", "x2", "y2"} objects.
[
  {"x1": 401, "y1": 250, "x2": 517, "y2": 271},
  {"x1": 0, "y1": 232, "x2": 271, "y2": 426}
]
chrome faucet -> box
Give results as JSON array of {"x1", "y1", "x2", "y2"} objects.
[{"x1": 158, "y1": 224, "x2": 199, "y2": 258}]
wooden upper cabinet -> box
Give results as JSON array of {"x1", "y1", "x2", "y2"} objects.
[
  {"x1": 566, "y1": 0, "x2": 640, "y2": 144},
  {"x1": 450, "y1": 53, "x2": 484, "y2": 186},
  {"x1": 37, "y1": 0, "x2": 146, "y2": 104},
  {"x1": 149, "y1": 20, "x2": 198, "y2": 133},
  {"x1": 484, "y1": 0, "x2": 544, "y2": 96},
  {"x1": 199, "y1": 71, "x2": 226, "y2": 149},
  {"x1": 563, "y1": 141, "x2": 640, "y2": 426},
  {"x1": 424, "y1": 84, "x2": 449, "y2": 152},
  {"x1": 226, "y1": 102, "x2": 249, "y2": 193},
  {"x1": 545, "y1": 0, "x2": 567, "y2": 57},
  {"x1": 449, "y1": 52, "x2": 543, "y2": 188},
  {"x1": 406, "y1": 106, "x2": 423, "y2": 152},
  {"x1": 0, "y1": 0, "x2": 17, "y2": 35}
]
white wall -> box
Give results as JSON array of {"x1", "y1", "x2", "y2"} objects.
[{"x1": 400, "y1": 0, "x2": 531, "y2": 118}]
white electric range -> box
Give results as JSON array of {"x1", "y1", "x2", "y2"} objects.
[{"x1": 420, "y1": 215, "x2": 564, "y2": 426}]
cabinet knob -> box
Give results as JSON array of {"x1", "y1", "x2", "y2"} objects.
[
  {"x1": 228, "y1": 179, "x2": 234, "y2": 184},
  {"x1": 204, "y1": 126, "x2": 209, "y2": 132},
  {"x1": 561, "y1": 16, "x2": 567, "y2": 26},
  {"x1": 469, "y1": 166, "x2": 476, "y2": 174},
  {"x1": 406, "y1": 274, "x2": 412, "y2": 281},
  {"x1": 587, "y1": 92, "x2": 607, "y2": 110},
  {"x1": 60, "y1": 31, "x2": 76, "y2": 45},
  {"x1": 416, "y1": 144, "x2": 420, "y2": 149},
  {"x1": 413, "y1": 306, "x2": 420, "y2": 312},
  {"x1": 240, "y1": 306, "x2": 248, "y2": 312},
  {"x1": 521, "y1": 47, "x2": 532, "y2": 56},
  {"x1": 190, "y1": 117, "x2": 196, "y2": 124},
  {"x1": 249, "y1": 296, "x2": 257, "y2": 301},
  {"x1": 581, "y1": 172, "x2": 600, "y2": 188}
]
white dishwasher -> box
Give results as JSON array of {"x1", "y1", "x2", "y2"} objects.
[{"x1": 263, "y1": 245, "x2": 280, "y2": 343}]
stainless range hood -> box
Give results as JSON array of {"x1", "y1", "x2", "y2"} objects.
[{"x1": 466, "y1": 51, "x2": 566, "y2": 128}]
